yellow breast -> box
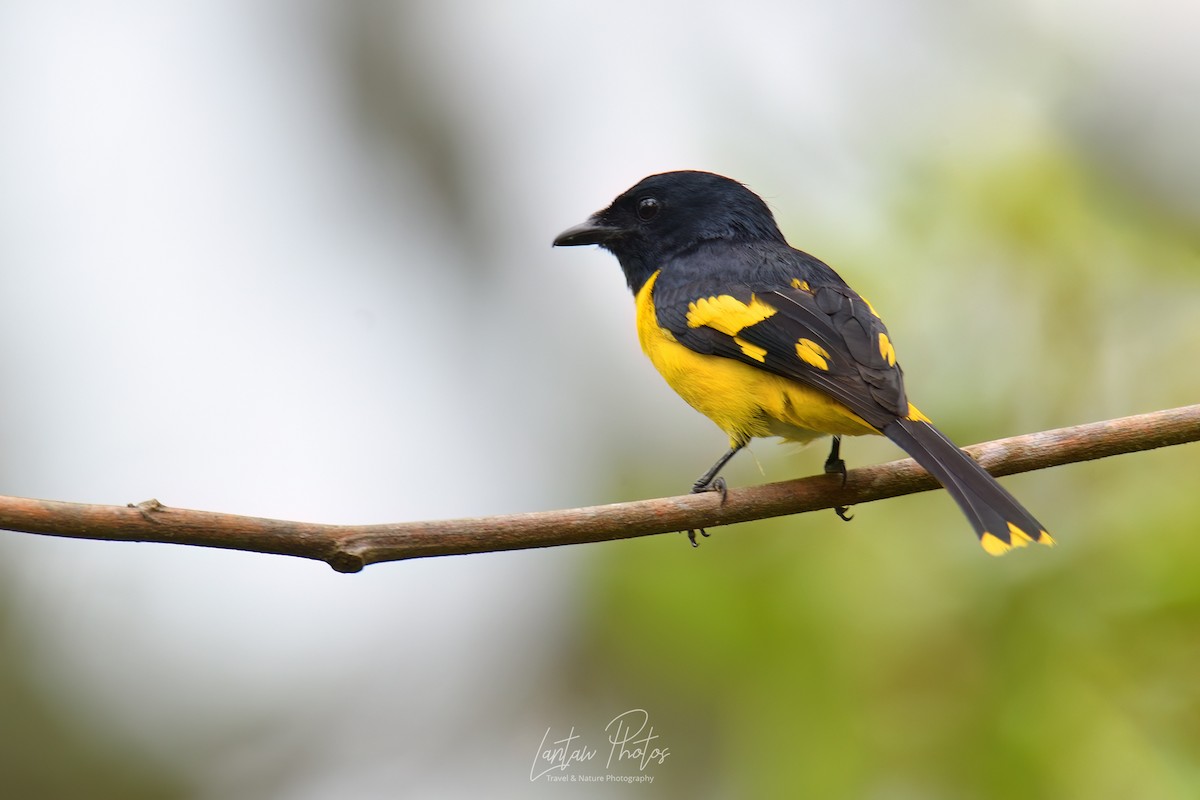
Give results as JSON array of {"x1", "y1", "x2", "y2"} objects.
[{"x1": 634, "y1": 271, "x2": 878, "y2": 447}]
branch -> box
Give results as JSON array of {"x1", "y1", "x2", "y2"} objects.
[{"x1": 1, "y1": 405, "x2": 1197, "y2": 572}]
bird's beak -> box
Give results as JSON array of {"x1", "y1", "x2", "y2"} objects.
[{"x1": 552, "y1": 216, "x2": 623, "y2": 247}]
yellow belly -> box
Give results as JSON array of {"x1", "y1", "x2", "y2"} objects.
[{"x1": 635, "y1": 271, "x2": 878, "y2": 447}]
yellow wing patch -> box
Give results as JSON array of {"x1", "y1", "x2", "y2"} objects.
[
  {"x1": 790, "y1": 278, "x2": 810, "y2": 292},
  {"x1": 860, "y1": 296, "x2": 881, "y2": 318},
  {"x1": 734, "y1": 336, "x2": 767, "y2": 363},
  {"x1": 905, "y1": 404, "x2": 931, "y2": 423},
  {"x1": 878, "y1": 332, "x2": 896, "y2": 366},
  {"x1": 795, "y1": 338, "x2": 831, "y2": 371},
  {"x1": 686, "y1": 294, "x2": 777, "y2": 336}
]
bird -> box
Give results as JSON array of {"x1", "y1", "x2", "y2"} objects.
[{"x1": 553, "y1": 170, "x2": 1052, "y2": 555}]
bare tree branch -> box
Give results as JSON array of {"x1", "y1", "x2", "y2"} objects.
[{"x1": 1, "y1": 405, "x2": 1197, "y2": 572}]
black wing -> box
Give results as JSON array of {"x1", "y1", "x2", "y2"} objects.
[{"x1": 652, "y1": 255, "x2": 909, "y2": 430}]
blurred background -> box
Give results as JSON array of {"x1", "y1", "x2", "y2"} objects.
[{"x1": 1, "y1": 1, "x2": 1198, "y2": 797}]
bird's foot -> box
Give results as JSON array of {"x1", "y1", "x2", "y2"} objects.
[
  {"x1": 691, "y1": 475, "x2": 728, "y2": 502},
  {"x1": 686, "y1": 476, "x2": 728, "y2": 546},
  {"x1": 824, "y1": 436, "x2": 852, "y2": 521},
  {"x1": 823, "y1": 454, "x2": 848, "y2": 487}
]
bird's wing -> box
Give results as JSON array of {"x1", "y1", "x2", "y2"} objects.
[{"x1": 654, "y1": 271, "x2": 910, "y2": 430}]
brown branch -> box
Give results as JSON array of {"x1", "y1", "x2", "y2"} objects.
[{"x1": 1, "y1": 405, "x2": 1197, "y2": 572}]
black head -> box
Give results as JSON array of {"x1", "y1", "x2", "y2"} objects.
[{"x1": 553, "y1": 171, "x2": 786, "y2": 293}]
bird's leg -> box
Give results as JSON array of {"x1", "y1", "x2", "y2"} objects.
[
  {"x1": 823, "y1": 435, "x2": 853, "y2": 522},
  {"x1": 691, "y1": 444, "x2": 743, "y2": 496},
  {"x1": 823, "y1": 435, "x2": 847, "y2": 482},
  {"x1": 686, "y1": 443, "x2": 744, "y2": 546}
]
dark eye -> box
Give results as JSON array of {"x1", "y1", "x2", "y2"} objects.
[{"x1": 636, "y1": 197, "x2": 660, "y2": 221}]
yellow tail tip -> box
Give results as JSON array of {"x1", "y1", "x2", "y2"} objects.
[
  {"x1": 980, "y1": 532, "x2": 1013, "y2": 556},
  {"x1": 979, "y1": 525, "x2": 1055, "y2": 556}
]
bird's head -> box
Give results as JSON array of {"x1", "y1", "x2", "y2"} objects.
[{"x1": 553, "y1": 171, "x2": 785, "y2": 293}]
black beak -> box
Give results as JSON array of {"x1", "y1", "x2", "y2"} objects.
[{"x1": 552, "y1": 216, "x2": 623, "y2": 247}]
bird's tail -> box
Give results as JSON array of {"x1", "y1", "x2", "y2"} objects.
[{"x1": 881, "y1": 416, "x2": 1053, "y2": 555}]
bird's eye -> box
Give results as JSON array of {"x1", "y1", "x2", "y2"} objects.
[{"x1": 636, "y1": 197, "x2": 660, "y2": 221}]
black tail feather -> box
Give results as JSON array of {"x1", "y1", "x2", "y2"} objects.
[{"x1": 882, "y1": 417, "x2": 1053, "y2": 555}]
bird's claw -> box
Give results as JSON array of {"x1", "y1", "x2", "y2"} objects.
[
  {"x1": 691, "y1": 475, "x2": 728, "y2": 504},
  {"x1": 685, "y1": 477, "x2": 728, "y2": 546},
  {"x1": 824, "y1": 457, "x2": 848, "y2": 487}
]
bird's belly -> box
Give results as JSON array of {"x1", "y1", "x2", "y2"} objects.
[{"x1": 635, "y1": 284, "x2": 877, "y2": 446}]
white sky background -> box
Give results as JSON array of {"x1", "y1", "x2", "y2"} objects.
[{"x1": 0, "y1": 1, "x2": 1197, "y2": 797}]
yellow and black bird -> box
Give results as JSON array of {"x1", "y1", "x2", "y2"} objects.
[{"x1": 553, "y1": 170, "x2": 1052, "y2": 555}]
